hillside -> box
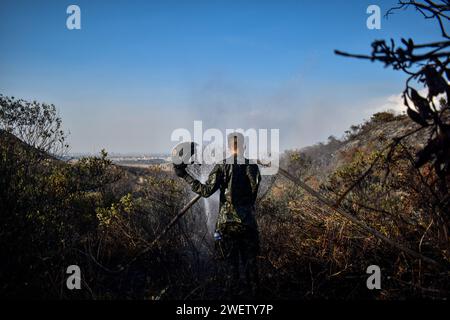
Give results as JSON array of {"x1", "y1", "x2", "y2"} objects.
[
  {"x1": 258, "y1": 111, "x2": 449, "y2": 299},
  {"x1": 1, "y1": 112, "x2": 449, "y2": 300},
  {"x1": 0, "y1": 128, "x2": 61, "y2": 162},
  {"x1": 281, "y1": 113, "x2": 428, "y2": 181}
]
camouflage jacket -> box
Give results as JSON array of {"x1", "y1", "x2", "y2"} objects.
[{"x1": 185, "y1": 157, "x2": 261, "y2": 233}]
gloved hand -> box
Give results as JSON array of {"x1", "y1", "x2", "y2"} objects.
[{"x1": 173, "y1": 163, "x2": 188, "y2": 178}]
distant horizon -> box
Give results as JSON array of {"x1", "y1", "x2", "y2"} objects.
[
  {"x1": 66, "y1": 107, "x2": 405, "y2": 155},
  {"x1": 67, "y1": 151, "x2": 172, "y2": 157}
]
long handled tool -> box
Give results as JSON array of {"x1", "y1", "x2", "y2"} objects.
[
  {"x1": 120, "y1": 194, "x2": 202, "y2": 271},
  {"x1": 91, "y1": 193, "x2": 202, "y2": 274},
  {"x1": 151, "y1": 194, "x2": 202, "y2": 246}
]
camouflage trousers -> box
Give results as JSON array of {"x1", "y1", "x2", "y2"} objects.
[{"x1": 215, "y1": 224, "x2": 260, "y2": 297}]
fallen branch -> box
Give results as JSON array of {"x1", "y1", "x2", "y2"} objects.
[{"x1": 277, "y1": 167, "x2": 442, "y2": 267}]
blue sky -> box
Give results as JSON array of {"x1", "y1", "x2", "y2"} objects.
[{"x1": 0, "y1": 0, "x2": 444, "y2": 153}]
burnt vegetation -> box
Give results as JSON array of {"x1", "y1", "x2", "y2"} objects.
[{"x1": 1, "y1": 1, "x2": 450, "y2": 300}]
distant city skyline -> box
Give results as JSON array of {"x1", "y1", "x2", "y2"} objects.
[{"x1": 0, "y1": 0, "x2": 443, "y2": 153}]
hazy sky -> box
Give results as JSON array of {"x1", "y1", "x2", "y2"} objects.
[{"x1": 0, "y1": 0, "x2": 444, "y2": 153}]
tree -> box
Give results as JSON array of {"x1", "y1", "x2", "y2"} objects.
[
  {"x1": 0, "y1": 94, "x2": 68, "y2": 156},
  {"x1": 335, "y1": 0, "x2": 450, "y2": 202}
]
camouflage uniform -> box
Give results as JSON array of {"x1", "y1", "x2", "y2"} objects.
[{"x1": 184, "y1": 157, "x2": 261, "y2": 296}]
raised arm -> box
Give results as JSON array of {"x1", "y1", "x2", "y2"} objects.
[{"x1": 184, "y1": 164, "x2": 223, "y2": 198}]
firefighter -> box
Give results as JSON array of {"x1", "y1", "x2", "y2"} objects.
[{"x1": 174, "y1": 132, "x2": 261, "y2": 297}]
